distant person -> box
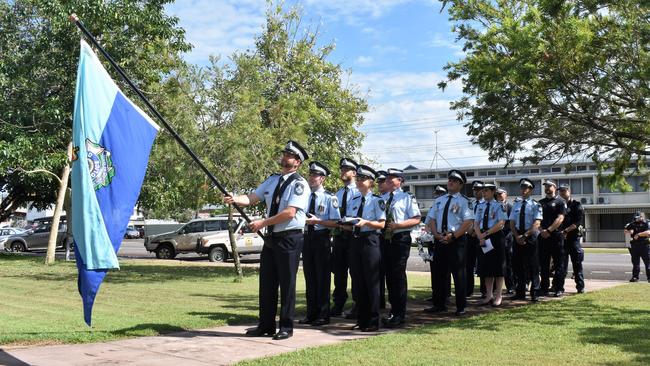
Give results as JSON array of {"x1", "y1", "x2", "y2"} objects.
[
  {"x1": 496, "y1": 187, "x2": 515, "y2": 294},
  {"x1": 624, "y1": 212, "x2": 650, "y2": 283},
  {"x1": 538, "y1": 180, "x2": 567, "y2": 297},
  {"x1": 558, "y1": 184, "x2": 585, "y2": 293},
  {"x1": 376, "y1": 170, "x2": 389, "y2": 309}
]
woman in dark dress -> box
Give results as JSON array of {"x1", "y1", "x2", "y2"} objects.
[{"x1": 473, "y1": 183, "x2": 507, "y2": 306}]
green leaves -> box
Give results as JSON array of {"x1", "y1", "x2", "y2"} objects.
[{"x1": 441, "y1": 0, "x2": 649, "y2": 191}]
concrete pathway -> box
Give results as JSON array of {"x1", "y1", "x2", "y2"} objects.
[{"x1": 0, "y1": 279, "x2": 623, "y2": 366}]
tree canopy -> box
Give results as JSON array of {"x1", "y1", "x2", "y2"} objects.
[
  {"x1": 0, "y1": 0, "x2": 192, "y2": 221},
  {"x1": 439, "y1": 0, "x2": 649, "y2": 190},
  {"x1": 138, "y1": 4, "x2": 368, "y2": 217}
]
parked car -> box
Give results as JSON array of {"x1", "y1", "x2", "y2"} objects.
[
  {"x1": 0, "y1": 227, "x2": 27, "y2": 248},
  {"x1": 124, "y1": 225, "x2": 141, "y2": 239},
  {"x1": 3, "y1": 222, "x2": 71, "y2": 252},
  {"x1": 198, "y1": 220, "x2": 264, "y2": 262},
  {"x1": 144, "y1": 217, "x2": 245, "y2": 259}
]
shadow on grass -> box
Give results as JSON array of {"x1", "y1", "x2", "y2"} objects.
[
  {"x1": 406, "y1": 293, "x2": 650, "y2": 364},
  {"x1": 0, "y1": 254, "x2": 259, "y2": 283}
]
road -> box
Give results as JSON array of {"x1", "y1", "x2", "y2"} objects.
[{"x1": 120, "y1": 239, "x2": 641, "y2": 282}]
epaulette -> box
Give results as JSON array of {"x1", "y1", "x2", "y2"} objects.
[
  {"x1": 325, "y1": 190, "x2": 334, "y2": 195},
  {"x1": 373, "y1": 194, "x2": 381, "y2": 198},
  {"x1": 269, "y1": 173, "x2": 280, "y2": 178},
  {"x1": 460, "y1": 193, "x2": 471, "y2": 201},
  {"x1": 406, "y1": 191, "x2": 414, "y2": 196},
  {"x1": 351, "y1": 195, "x2": 361, "y2": 201}
]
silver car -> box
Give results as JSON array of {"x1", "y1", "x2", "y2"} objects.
[
  {"x1": 0, "y1": 227, "x2": 26, "y2": 248},
  {"x1": 144, "y1": 217, "x2": 234, "y2": 259},
  {"x1": 3, "y1": 223, "x2": 71, "y2": 252}
]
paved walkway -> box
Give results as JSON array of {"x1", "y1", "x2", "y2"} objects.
[{"x1": 0, "y1": 279, "x2": 623, "y2": 366}]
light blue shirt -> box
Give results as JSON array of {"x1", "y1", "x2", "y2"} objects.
[
  {"x1": 385, "y1": 188, "x2": 421, "y2": 233},
  {"x1": 254, "y1": 172, "x2": 310, "y2": 233},
  {"x1": 475, "y1": 199, "x2": 508, "y2": 231},
  {"x1": 346, "y1": 191, "x2": 387, "y2": 233},
  {"x1": 306, "y1": 186, "x2": 341, "y2": 231},
  {"x1": 428, "y1": 192, "x2": 474, "y2": 233},
  {"x1": 335, "y1": 182, "x2": 360, "y2": 217},
  {"x1": 509, "y1": 197, "x2": 543, "y2": 232}
]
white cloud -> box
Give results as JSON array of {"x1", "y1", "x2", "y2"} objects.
[
  {"x1": 355, "y1": 55, "x2": 374, "y2": 66},
  {"x1": 424, "y1": 32, "x2": 465, "y2": 57},
  {"x1": 166, "y1": 0, "x2": 267, "y2": 64},
  {"x1": 303, "y1": 0, "x2": 414, "y2": 24},
  {"x1": 349, "y1": 71, "x2": 462, "y2": 100}
]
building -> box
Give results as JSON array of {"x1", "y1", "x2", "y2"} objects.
[{"x1": 402, "y1": 161, "x2": 650, "y2": 246}]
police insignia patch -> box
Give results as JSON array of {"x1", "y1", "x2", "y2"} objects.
[
  {"x1": 294, "y1": 182, "x2": 305, "y2": 196},
  {"x1": 331, "y1": 196, "x2": 339, "y2": 209},
  {"x1": 379, "y1": 199, "x2": 386, "y2": 211},
  {"x1": 85, "y1": 139, "x2": 115, "y2": 191}
]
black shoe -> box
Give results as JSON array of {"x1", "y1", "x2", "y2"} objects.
[
  {"x1": 329, "y1": 307, "x2": 343, "y2": 317},
  {"x1": 454, "y1": 309, "x2": 466, "y2": 316},
  {"x1": 423, "y1": 306, "x2": 448, "y2": 313},
  {"x1": 536, "y1": 290, "x2": 549, "y2": 297},
  {"x1": 505, "y1": 289, "x2": 514, "y2": 295},
  {"x1": 531, "y1": 297, "x2": 539, "y2": 303},
  {"x1": 298, "y1": 318, "x2": 314, "y2": 324},
  {"x1": 245, "y1": 327, "x2": 276, "y2": 337},
  {"x1": 629, "y1": 277, "x2": 639, "y2": 282},
  {"x1": 361, "y1": 325, "x2": 379, "y2": 332},
  {"x1": 509, "y1": 293, "x2": 525, "y2": 301},
  {"x1": 344, "y1": 310, "x2": 357, "y2": 320},
  {"x1": 272, "y1": 330, "x2": 293, "y2": 340},
  {"x1": 310, "y1": 318, "x2": 329, "y2": 326},
  {"x1": 425, "y1": 296, "x2": 434, "y2": 302},
  {"x1": 554, "y1": 290, "x2": 564, "y2": 298},
  {"x1": 577, "y1": 288, "x2": 585, "y2": 294},
  {"x1": 384, "y1": 315, "x2": 405, "y2": 328}
]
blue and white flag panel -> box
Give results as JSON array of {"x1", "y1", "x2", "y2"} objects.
[{"x1": 72, "y1": 39, "x2": 159, "y2": 326}]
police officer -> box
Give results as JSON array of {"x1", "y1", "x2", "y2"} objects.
[
  {"x1": 624, "y1": 211, "x2": 650, "y2": 282},
  {"x1": 376, "y1": 170, "x2": 390, "y2": 309},
  {"x1": 474, "y1": 183, "x2": 508, "y2": 306},
  {"x1": 343, "y1": 165, "x2": 386, "y2": 331},
  {"x1": 468, "y1": 180, "x2": 484, "y2": 297},
  {"x1": 558, "y1": 184, "x2": 586, "y2": 293},
  {"x1": 330, "y1": 158, "x2": 360, "y2": 317},
  {"x1": 424, "y1": 185, "x2": 449, "y2": 302},
  {"x1": 300, "y1": 162, "x2": 341, "y2": 326},
  {"x1": 426, "y1": 169, "x2": 474, "y2": 316},
  {"x1": 496, "y1": 187, "x2": 515, "y2": 294},
  {"x1": 509, "y1": 178, "x2": 543, "y2": 302},
  {"x1": 225, "y1": 140, "x2": 310, "y2": 340},
  {"x1": 538, "y1": 180, "x2": 567, "y2": 297},
  {"x1": 382, "y1": 168, "x2": 421, "y2": 328}
]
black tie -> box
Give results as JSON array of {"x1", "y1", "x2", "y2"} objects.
[
  {"x1": 519, "y1": 200, "x2": 527, "y2": 233},
  {"x1": 267, "y1": 176, "x2": 285, "y2": 232},
  {"x1": 386, "y1": 192, "x2": 394, "y2": 215},
  {"x1": 307, "y1": 192, "x2": 316, "y2": 235},
  {"x1": 354, "y1": 196, "x2": 365, "y2": 236},
  {"x1": 482, "y1": 202, "x2": 490, "y2": 232},
  {"x1": 441, "y1": 195, "x2": 453, "y2": 232},
  {"x1": 340, "y1": 186, "x2": 349, "y2": 217}
]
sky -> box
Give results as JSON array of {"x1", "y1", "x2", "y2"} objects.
[{"x1": 165, "y1": 0, "x2": 494, "y2": 171}]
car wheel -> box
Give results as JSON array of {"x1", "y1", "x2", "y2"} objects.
[
  {"x1": 155, "y1": 244, "x2": 176, "y2": 259},
  {"x1": 208, "y1": 246, "x2": 227, "y2": 262},
  {"x1": 10, "y1": 242, "x2": 26, "y2": 252}
]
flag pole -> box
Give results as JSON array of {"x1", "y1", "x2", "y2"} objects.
[{"x1": 68, "y1": 14, "x2": 261, "y2": 233}]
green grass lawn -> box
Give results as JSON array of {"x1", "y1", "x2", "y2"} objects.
[
  {"x1": 0, "y1": 254, "x2": 264, "y2": 346},
  {"x1": 583, "y1": 247, "x2": 629, "y2": 254},
  {"x1": 0, "y1": 253, "x2": 431, "y2": 347},
  {"x1": 241, "y1": 283, "x2": 650, "y2": 366}
]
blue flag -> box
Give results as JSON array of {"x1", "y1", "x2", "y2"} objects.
[{"x1": 72, "y1": 40, "x2": 159, "y2": 326}]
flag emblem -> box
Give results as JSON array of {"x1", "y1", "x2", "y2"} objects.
[{"x1": 85, "y1": 139, "x2": 115, "y2": 190}]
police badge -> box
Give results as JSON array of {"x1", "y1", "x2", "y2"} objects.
[
  {"x1": 85, "y1": 139, "x2": 115, "y2": 191},
  {"x1": 294, "y1": 182, "x2": 305, "y2": 196}
]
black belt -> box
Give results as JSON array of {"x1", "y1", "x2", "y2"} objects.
[
  {"x1": 353, "y1": 231, "x2": 378, "y2": 238},
  {"x1": 270, "y1": 229, "x2": 303, "y2": 238},
  {"x1": 391, "y1": 231, "x2": 411, "y2": 239},
  {"x1": 306, "y1": 229, "x2": 330, "y2": 235}
]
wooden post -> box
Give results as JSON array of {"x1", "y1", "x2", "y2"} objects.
[{"x1": 45, "y1": 142, "x2": 72, "y2": 265}]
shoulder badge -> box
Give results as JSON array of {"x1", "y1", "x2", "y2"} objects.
[
  {"x1": 294, "y1": 182, "x2": 305, "y2": 196},
  {"x1": 331, "y1": 195, "x2": 339, "y2": 209},
  {"x1": 378, "y1": 199, "x2": 386, "y2": 211}
]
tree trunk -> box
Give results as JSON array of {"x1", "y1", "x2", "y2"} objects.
[
  {"x1": 45, "y1": 142, "x2": 72, "y2": 265},
  {"x1": 64, "y1": 187, "x2": 72, "y2": 261},
  {"x1": 227, "y1": 205, "x2": 243, "y2": 282}
]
